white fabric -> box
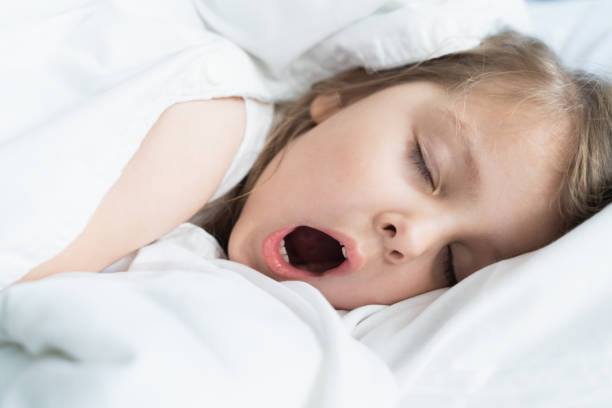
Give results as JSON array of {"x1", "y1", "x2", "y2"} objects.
[
  {"x1": 342, "y1": 204, "x2": 612, "y2": 406},
  {"x1": 0, "y1": 0, "x2": 274, "y2": 284},
  {"x1": 213, "y1": 99, "x2": 272, "y2": 201},
  {"x1": 195, "y1": 0, "x2": 531, "y2": 99},
  {"x1": 0, "y1": 224, "x2": 397, "y2": 408},
  {"x1": 3, "y1": 0, "x2": 612, "y2": 407},
  {"x1": 527, "y1": 0, "x2": 612, "y2": 79}
]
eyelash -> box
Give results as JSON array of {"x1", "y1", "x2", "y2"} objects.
[
  {"x1": 410, "y1": 142, "x2": 457, "y2": 286},
  {"x1": 410, "y1": 142, "x2": 434, "y2": 188}
]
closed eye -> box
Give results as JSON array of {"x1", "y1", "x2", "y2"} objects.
[{"x1": 410, "y1": 141, "x2": 435, "y2": 189}]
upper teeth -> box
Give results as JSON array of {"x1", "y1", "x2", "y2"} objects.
[
  {"x1": 279, "y1": 239, "x2": 289, "y2": 263},
  {"x1": 341, "y1": 246, "x2": 346, "y2": 258}
]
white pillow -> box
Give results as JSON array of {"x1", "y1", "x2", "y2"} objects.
[
  {"x1": 194, "y1": 0, "x2": 531, "y2": 99},
  {"x1": 527, "y1": 0, "x2": 612, "y2": 78},
  {"x1": 344, "y1": 204, "x2": 612, "y2": 406}
]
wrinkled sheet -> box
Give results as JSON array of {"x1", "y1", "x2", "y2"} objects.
[
  {"x1": 0, "y1": 224, "x2": 397, "y2": 408},
  {"x1": 342, "y1": 203, "x2": 612, "y2": 407}
]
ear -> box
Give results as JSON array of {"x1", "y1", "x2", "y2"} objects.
[{"x1": 309, "y1": 93, "x2": 341, "y2": 124}]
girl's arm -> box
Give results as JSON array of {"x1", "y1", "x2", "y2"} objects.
[{"x1": 19, "y1": 97, "x2": 246, "y2": 282}]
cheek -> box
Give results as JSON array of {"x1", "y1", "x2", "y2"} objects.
[
  {"x1": 304, "y1": 140, "x2": 391, "y2": 197},
  {"x1": 270, "y1": 140, "x2": 345, "y2": 202}
]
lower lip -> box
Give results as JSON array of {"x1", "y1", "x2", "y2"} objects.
[{"x1": 261, "y1": 225, "x2": 363, "y2": 280}]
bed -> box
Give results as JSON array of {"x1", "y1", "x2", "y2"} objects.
[{"x1": 1, "y1": 1, "x2": 611, "y2": 407}]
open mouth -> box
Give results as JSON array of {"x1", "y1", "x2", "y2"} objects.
[
  {"x1": 262, "y1": 225, "x2": 360, "y2": 280},
  {"x1": 279, "y1": 226, "x2": 346, "y2": 274}
]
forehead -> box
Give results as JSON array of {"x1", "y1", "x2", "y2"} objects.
[{"x1": 450, "y1": 85, "x2": 570, "y2": 179}]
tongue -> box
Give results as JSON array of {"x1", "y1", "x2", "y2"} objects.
[{"x1": 284, "y1": 226, "x2": 344, "y2": 273}]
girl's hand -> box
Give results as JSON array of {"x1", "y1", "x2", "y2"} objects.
[{"x1": 18, "y1": 97, "x2": 246, "y2": 284}]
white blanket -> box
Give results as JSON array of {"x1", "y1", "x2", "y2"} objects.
[{"x1": 0, "y1": 224, "x2": 396, "y2": 407}]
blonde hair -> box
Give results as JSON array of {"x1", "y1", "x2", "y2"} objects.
[{"x1": 190, "y1": 30, "x2": 612, "y2": 251}]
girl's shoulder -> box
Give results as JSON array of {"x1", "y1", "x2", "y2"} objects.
[{"x1": 23, "y1": 98, "x2": 247, "y2": 282}]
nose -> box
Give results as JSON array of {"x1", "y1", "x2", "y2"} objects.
[{"x1": 374, "y1": 211, "x2": 439, "y2": 264}]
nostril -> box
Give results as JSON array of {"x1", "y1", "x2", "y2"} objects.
[
  {"x1": 383, "y1": 224, "x2": 397, "y2": 236},
  {"x1": 389, "y1": 250, "x2": 403, "y2": 260}
]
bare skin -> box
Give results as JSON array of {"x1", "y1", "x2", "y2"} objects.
[{"x1": 20, "y1": 97, "x2": 246, "y2": 282}]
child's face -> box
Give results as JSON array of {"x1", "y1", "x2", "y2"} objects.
[{"x1": 228, "y1": 81, "x2": 564, "y2": 310}]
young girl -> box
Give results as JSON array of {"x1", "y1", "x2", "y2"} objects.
[{"x1": 19, "y1": 30, "x2": 612, "y2": 310}]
